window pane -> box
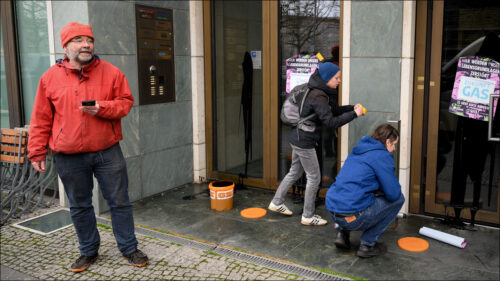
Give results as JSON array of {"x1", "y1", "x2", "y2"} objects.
[
  {"x1": 0, "y1": 18, "x2": 10, "y2": 128},
  {"x1": 436, "y1": 0, "x2": 500, "y2": 213},
  {"x1": 278, "y1": 0, "x2": 341, "y2": 187},
  {"x1": 213, "y1": 1, "x2": 263, "y2": 178},
  {"x1": 15, "y1": 0, "x2": 50, "y2": 124}
]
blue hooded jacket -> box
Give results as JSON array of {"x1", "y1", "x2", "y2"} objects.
[{"x1": 325, "y1": 136, "x2": 402, "y2": 213}]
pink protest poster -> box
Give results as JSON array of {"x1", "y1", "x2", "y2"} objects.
[
  {"x1": 449, "y1": 56, "x2": 499, "y2": 121},
  {"x1": 285, "y1": 54, "x2": 319, "y2": 94}
]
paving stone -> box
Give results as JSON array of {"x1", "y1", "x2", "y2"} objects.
[{"x1": 1, "y1": 217, "x2": 322, "y2": 281}]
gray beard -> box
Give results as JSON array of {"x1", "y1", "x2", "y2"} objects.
[
  {"x1": 75, "y1": 55, "x2": 93, "y2": 66},
  {"x1": 67, "y1": 52, "x2": 93, "y2": 66}
]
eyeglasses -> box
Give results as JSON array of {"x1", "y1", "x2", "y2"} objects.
[{"x1": 70, "y1": 37, "x2": 94, "y2": 44}]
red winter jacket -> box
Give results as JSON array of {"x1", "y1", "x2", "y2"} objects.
[{"x1": 28, "y1": 56, "x2": 134, "y2": 162}]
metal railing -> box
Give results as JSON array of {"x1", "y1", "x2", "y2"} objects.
[{"x1": 1, "y1": 128, "x2": 58, "y2": 225}]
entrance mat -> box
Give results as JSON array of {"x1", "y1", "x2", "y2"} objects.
[{"x1": 13, "y1": 209, "x2": 72, "y2": 235}]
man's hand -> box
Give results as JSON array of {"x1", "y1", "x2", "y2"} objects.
[
  {"x1": 79, "y1": 101, "x2": 100, "y2": 116},
  {"x1": 32, "y1": 160, "x2": 46, "y2": 173}
]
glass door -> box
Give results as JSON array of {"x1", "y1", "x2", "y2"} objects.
[
  {"x1": 212, "y1": 0, "x2": 263, "y2": 179},
  {"x1": 204, "y1": 1, "x2": 279, "y2": 188},
  {"x1": 278, "y1": 0, "x2": 341, "y2": 188},
  {"x1": 422, "y1": 0, "x2": 500, "y2": 225}
]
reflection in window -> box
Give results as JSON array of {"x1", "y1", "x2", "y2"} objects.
[
  {"x1": 0, "y1": 19, "x2": 9, "y2": 128},
  {"x1": 15, "y1": 0, "x2": 50, "y2": 124},
  {"x1": 280, "y1": 0, "x2": 340, "y2": 59}
]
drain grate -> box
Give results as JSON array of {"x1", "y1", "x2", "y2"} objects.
[
  {"x1": 212, "y1": 246, "x2": 341, "y2": 280},
  {"x1": 96, "y1": 217, "x2": 350, "y2": 280}
]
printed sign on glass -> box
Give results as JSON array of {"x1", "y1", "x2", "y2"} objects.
[
  {"x1": 285, "y1": 54, "x2": 320, "y2": 94},
  {"x1": 449, "y1": 56, "x2": 500, "y2": 121}
]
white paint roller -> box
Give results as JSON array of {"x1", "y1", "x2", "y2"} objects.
[{"x1": 419, "y1": 227, "x2": 467, "y2": 248}]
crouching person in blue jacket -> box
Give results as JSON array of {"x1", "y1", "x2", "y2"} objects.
[{"x1": 325, "y1": 123, "x2": 405, "y2": 258}]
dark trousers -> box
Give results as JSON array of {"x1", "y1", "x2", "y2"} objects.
[{"x1": 55, "y1": 143, "x2": 137, "y2": 256}]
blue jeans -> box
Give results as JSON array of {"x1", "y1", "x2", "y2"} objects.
[
  {"x1": 330, "y1": 195, "x2": 405, "y2": 246},
  {"x1": 55, "y1": 143, "x2": 138, "y2": 256}
]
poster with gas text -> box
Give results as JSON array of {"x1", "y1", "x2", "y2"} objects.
[{"x1": 449, "y1": 56, "x2": 499, "y2": 121}]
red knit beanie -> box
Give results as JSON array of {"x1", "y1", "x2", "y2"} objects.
[{"x1": 60, "y1": 22, "x2": 94, "y2": 47}]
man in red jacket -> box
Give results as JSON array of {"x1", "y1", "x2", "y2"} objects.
[{"x1": 28, "y1": 22, "x2": 148, "y2": 272}]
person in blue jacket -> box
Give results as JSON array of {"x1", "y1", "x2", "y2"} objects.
[{"x1": 325, "y1": 123, "x2": 405, "y2": 258}]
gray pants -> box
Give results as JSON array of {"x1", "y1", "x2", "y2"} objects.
[{"x1": 272, "y1": 144, "x2": 321, "y2": 218}]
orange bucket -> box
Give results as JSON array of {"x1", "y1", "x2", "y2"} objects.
[{"x1": 209, "y1": 181, "x2": 234, "y2": 211}]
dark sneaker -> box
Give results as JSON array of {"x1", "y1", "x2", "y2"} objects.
[
  {"x1": 123, "y1": 249, "x2": 149, "y2": 267},
  {"x1": 356, "y1": 242, "x2": 387, "y2": 258},
  {"x1": 334, "y1": 229, "x2": 351, "y2": 249},
  {"x1": 71, "y1": 254, "x2": 98, "y2": 272}
]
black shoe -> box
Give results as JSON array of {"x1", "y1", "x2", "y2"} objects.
[
  {"x1": 71, "y1": 254, "x2": 98, "y2": 272},
  {"x1": 356, "y1": 242, "x2": 387, "y2": 258},
  {"x1": 334, "y1": 229, "x2": 351, "y2": 249},
  {"x1": 123, "y1": 249, "x2": 149, "y2": 267}
]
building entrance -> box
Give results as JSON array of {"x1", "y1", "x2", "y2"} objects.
[
  {"x1": 412, "y1": 0, "x2": 500, "y2": 226},
  {"x1": 278, "y1": 0, "x2": 341, "y2": 191},
  {"x1": 204, "y1": 1, "x2": 280, "y2": 189},
  {"x1": 211, "y1": 0, "x2": 264, "y2": 179}
]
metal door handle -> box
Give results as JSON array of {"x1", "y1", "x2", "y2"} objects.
[
  {"x1": 387, "y1": 120, "x2": 401, "y2": 177},
  {"x1": 488, "y1": 94, "x2": 499, "y2": 142}
]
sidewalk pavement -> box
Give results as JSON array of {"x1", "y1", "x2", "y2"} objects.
[
  {"x1": 0, "y1": 208, "x2": 347, "y2": 281},
  {"x1": 1, "y1": 265, "x2": 35, "y2": 280}
]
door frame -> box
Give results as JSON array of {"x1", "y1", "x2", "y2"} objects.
[
  {"x1": 203, "y1": 1, "x2": 279, "y2": 190},
  {"x1": 409, "y1": 0, "x2": 428, "y2": 215},
  {"x1": 411, "y1": 0, "x2": 500, "y2": 225}
]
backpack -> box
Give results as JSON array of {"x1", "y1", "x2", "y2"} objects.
[{"x1": 280, "y1": 83, "x2": 316, "y2": 132}]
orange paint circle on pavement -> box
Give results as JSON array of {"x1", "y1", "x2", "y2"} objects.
[
  {"x1": 398, "y1": 237, "x2": 429, "y2": 252},
  {"x1": 240, "y1": 208, "x2": 267, "y2": 219}
]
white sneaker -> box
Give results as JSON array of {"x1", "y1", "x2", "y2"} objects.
[
  {"x1": 301, "y1": 215, "x2": 328, "y2": 226},
  {"x1": 268, "y1": 202, "x2": 293, "y2": 216}
]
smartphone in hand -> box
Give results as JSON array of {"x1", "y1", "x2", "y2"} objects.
[{"x1": 82, "y1": 100, "x2": 96, "y2": 106}]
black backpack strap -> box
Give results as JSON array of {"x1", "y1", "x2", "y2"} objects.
[
  {"x1": 298, "y1": 88, "x2": 316, "y2": 124},
  {"x1": 299, "y1": 88, "x2": 310, "y2": 115}
]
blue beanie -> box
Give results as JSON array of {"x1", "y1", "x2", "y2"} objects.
[{"x1": 318, "y1": 62, "x2": 340, "y2": 82}]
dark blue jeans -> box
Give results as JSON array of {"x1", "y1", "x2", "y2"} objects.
[
  {"x1": 330, "y1": 195, "x2": 405, "y2": 246},
  {"x1": 55, "y1": 143, "x2": 138, "y2": 256}
]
